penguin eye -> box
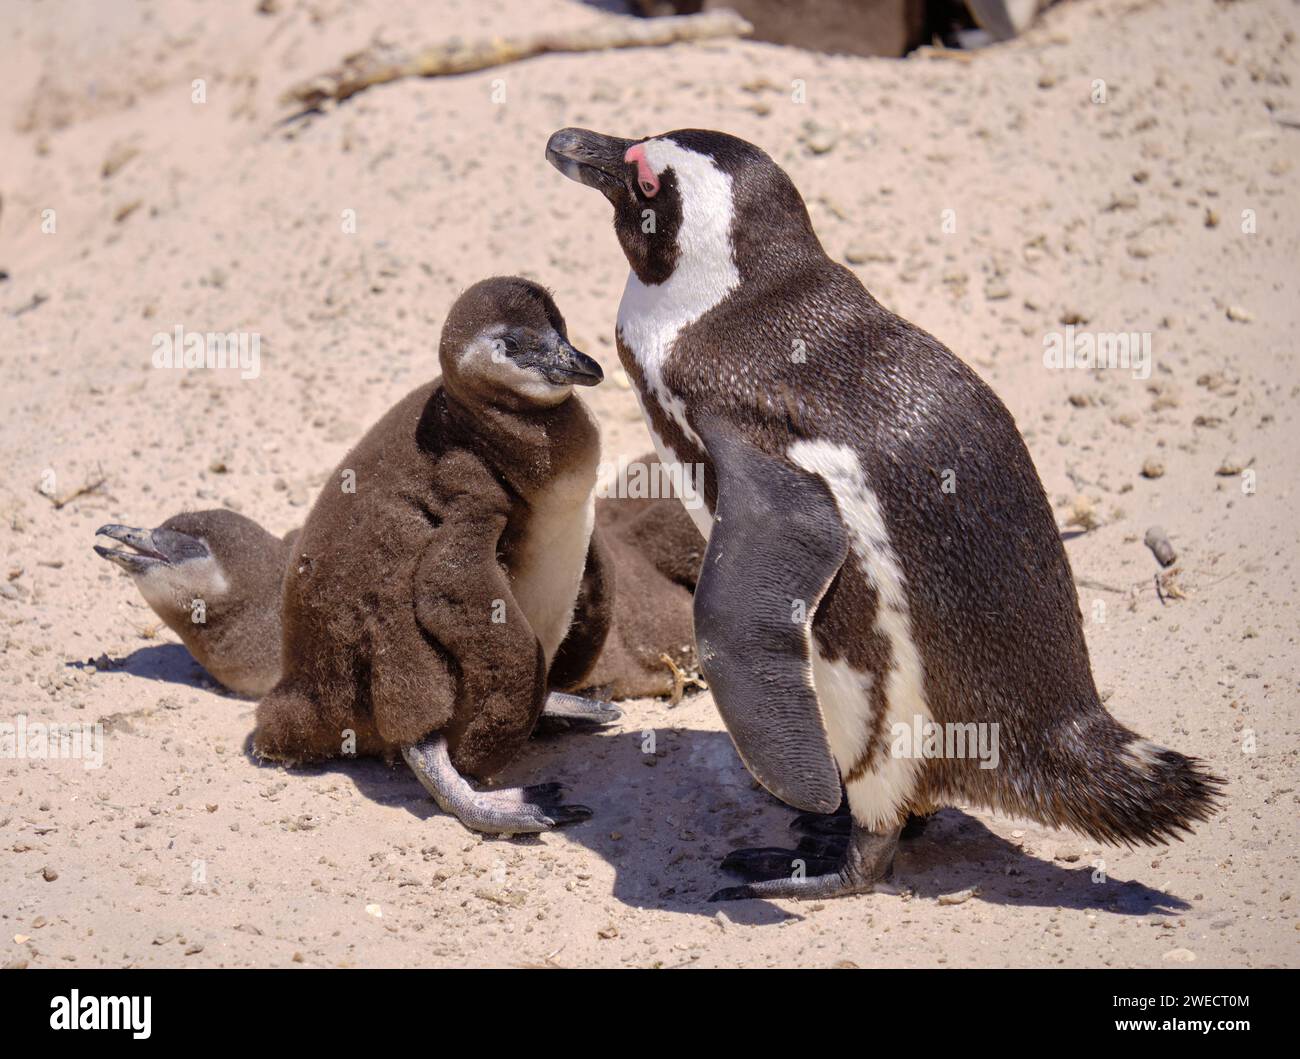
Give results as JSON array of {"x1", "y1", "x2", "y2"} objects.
[
  {"x1": 624, "y1": 143, "x2": 659, "y2": 198},
  {"x1": 500, "y1": 336, "x2": 520, "y2": 354}
]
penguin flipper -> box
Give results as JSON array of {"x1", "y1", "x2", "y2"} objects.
[
  {"x1": 408, "y1": 505, "x2": 548, "y2": 779},
  {"x1": 693, "y1": 420, "x2": 848, "y2": 815}
]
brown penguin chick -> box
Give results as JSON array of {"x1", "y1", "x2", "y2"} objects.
[
  {"x1": 91, "y1": 465, "x2": 704, "y2": 708},
  {"x1": 94, "y1": 511, "x2": 295, "y2": 696},
  {"x1": 253, "y1": 276, "x2": 610, "y2": 835},
  {"x1": 568, "y1": 453, "x2": 706, "y2": 700},
  {"x1": 94, "y1": 508, "x2": 617, "y2": 712}
]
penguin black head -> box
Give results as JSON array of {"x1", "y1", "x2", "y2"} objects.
[
  {"x1": 546, "y1": 128, "x2": 818, "y2": 285},
  {"x1": 95, "y1": 509, "x2": 291, "y2": 695},
  {"x1": 439, "y1": 275, "x2": 603, "y2": 410}
]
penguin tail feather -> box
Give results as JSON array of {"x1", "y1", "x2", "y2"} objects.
[{"x1": 1039, "y1": 718, "x2": 1224, "y2": 847}]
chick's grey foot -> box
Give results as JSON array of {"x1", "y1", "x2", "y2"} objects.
[
  {"x1": 533, "y1": 691, "x2": 622, "y2": 734},
  {"x1": 402, "y1": 736, "x2": 592, "y2": 836},
  {"x1": 710, "y1": 822, "x2": 901, "y2": 902}
]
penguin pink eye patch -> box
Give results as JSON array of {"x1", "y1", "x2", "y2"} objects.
[{"x1": 625, "y1": 144, "x2": 659, "y2": 198}]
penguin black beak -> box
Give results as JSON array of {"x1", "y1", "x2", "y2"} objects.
[
  {"x1": 546, "y1": 128, "x2": 636, "y2": 196},
  {"x1": 538, "y1": 336, "x2": 603, "y2": 387},
  {"x1": 94, "y1": 525, "x2": 208, "y2": 573}
]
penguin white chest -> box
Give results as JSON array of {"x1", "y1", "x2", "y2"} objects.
[
  {"x1": 616, "y1": 280, "x2": 702, "y2": 446},
  {"x1": 509, "y1": 469, "x2": 597, "y2": 666},
  {"x1": 638, "y1": 396, "x2": 714, "y2": 543},
  {"x1": 618, "y1": 265, "x2": 736, "y2": 545}
]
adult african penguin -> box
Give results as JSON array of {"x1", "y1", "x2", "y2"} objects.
[{"x1": 546, "y1": 127, "x2": 1222, "y2": 900}]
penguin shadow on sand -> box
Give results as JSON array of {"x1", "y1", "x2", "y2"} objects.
[
  {"x1": 683, "y1": 793, "x2": 1191, "y2": 921},
  {"x1": 522, "y1": 710, "x2": 1189, "y2": 921},
  {"x1": 236, "y1": 711, "x2": 1183, "y2": 922},
  {"x1": 891, "y1": 811, "x2": 1190, "y2": 916},
  {"x1": 235, "y1": 711, "x2": 790, "y2": 925},
  {"x1": 68, "y1": 642, "x2": 215, "y2": 692}
]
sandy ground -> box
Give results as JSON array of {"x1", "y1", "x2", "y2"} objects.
[{"x1": 1, "y1": 0, "x2": 1298, "y2": 969}]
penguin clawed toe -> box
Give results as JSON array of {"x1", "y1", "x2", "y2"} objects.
[
  {"x1": 711, "y1": 828, "x2": 900, "y2": 903},
  {"x1": 713, "y1": 808, "x2": 934, "y2": 898},
  {"x1": 533, "y1": 691, "x2": 623, "y2": 735},
  {"x1": 402, "y1": 737, "x2": 592, "y2": 836}
]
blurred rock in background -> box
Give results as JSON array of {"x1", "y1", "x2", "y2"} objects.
[{"x1": 628, "y1": 0, "x2": 1053, "y2": 56}]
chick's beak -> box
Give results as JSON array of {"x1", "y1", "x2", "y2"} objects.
[
  {"x1": 94, "y1": 525, "x2": 207, "y2": 573},
  {"x1": 541, "y1": 336, "x2": 603, "y2": 387}
]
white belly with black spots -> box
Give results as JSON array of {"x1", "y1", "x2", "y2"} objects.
[
  {"x1": 790, "y1": 439, "x2": 935, "y2": 832},
  {"x1": 509, "y1": 470, "x2": 596, "y2": 666}
]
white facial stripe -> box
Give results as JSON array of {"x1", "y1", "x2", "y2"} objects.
[
  {"x1": 617, "y1": 138, "x2": 739, "y2": 449},
  {"x1": 136, "y1": 555, "x2": 229, "y2": 614},
  {"x1": 638, "y1": 139, "x2": 738, "y2": 273},
  {"x1": 460, "y1": 331, "x2": 572, "y2": 405},
  {"x1": 788, "y1": 440, "x2": 934, "y2": 832}
]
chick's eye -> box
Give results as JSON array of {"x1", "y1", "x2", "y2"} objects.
[
  {"x1": 639, "y1": 179, "x2": 657, "y2": 196},
  {"x1": 500, "y1": 336, "x2": 520, "y2": 354}
]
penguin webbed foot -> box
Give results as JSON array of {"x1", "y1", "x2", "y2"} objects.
[
  {"x1": 533, "y1": 691, "x2": 622, "y2": 734},
  {"x1": 789, "y1": 807, "x2": 851, "y2": 838},
  {"x1": 720, "y1": 834, "x2": 847, "y2": 880},
  {"x1": 789, "y1": 806, "x2": 933, "y2": 841},
  {"x1": 402, "y1": 736, "x2": 592, "y2": 836},
  {"x1": 710, "y1": 822, "x2": 901, "y2": 902}
]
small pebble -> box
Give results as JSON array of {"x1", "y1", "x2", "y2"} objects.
[
  {"x1": 937, "y1": 888, "x2": 977, "y2": 906},
  {"x1": 1144, "y1": 526, "x2": 1177, "y2": 567}
]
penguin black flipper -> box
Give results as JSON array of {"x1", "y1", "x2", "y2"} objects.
[
  {"x1": 693, "y1": 417, "x2": 846, "y2": 815},
  {"x1": 405, "y1": 464, "x2": 549, "y2": 778},
  {"x1": 399, "y1": 456, "x2": 593, "y2": 834}
]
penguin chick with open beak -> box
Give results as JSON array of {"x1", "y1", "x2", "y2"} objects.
[
  {"x1": 94, "y1": 511, "x2": 293, "y2": 696},
  {"x1": 547, "y1": 127, "x2": 1222, "y2": 899},
  {"x1": 252, "y1": 276, "x2": 613, "y2": 836}
]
